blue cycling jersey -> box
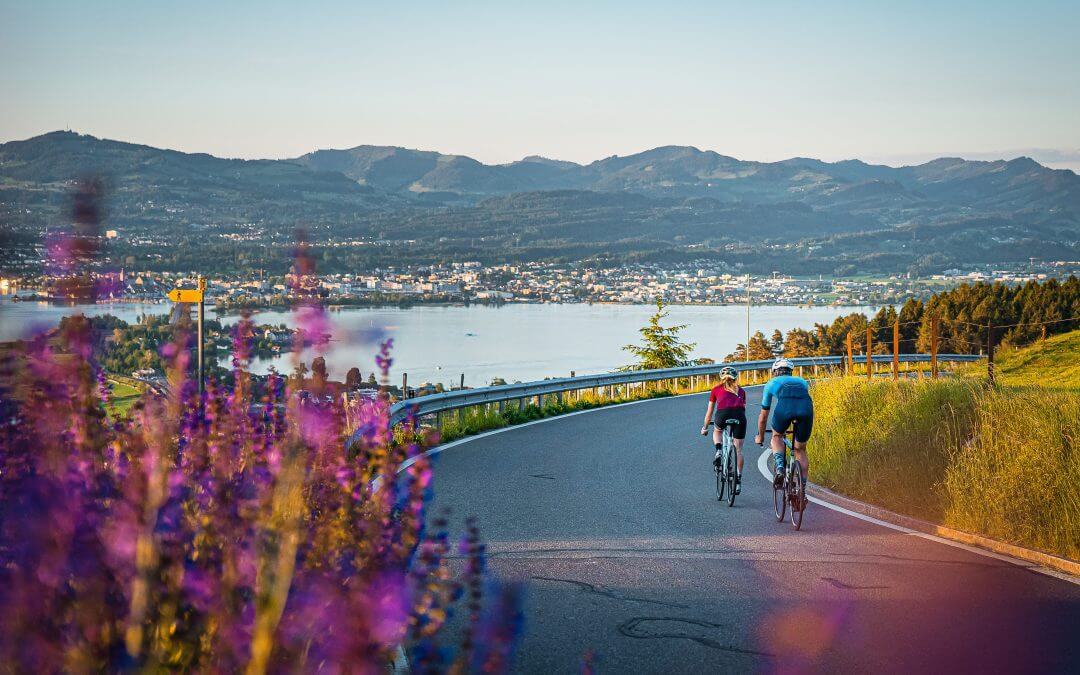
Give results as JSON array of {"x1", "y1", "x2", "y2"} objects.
[{"x1": 760, "y1": 375, "x2": 810, "y2": 410}]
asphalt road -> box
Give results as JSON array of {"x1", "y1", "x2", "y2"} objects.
[{"x1": 426, "y1": 388, "x2": 1080, "y2": 673}]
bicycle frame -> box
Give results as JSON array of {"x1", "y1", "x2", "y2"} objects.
[{"x1": 721, "y1": 425, "x2": 735, "y2": 472}]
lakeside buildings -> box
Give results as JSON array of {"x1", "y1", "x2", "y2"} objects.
[{"x1": 3, "y1": 260, "x2": 1076, "y2": 308}]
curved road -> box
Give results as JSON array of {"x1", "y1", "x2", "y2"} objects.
[{"x1": 426, "y1": 388, "x2": 1080, "y2": 673}]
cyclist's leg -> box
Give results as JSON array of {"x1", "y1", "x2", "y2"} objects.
[
  {"x1": 793, "y1": 440, "x2": 809, "y2": 483},
  {"x1": 769, "y1": 406, "x2": 792, "y2": 467},
  {"x1": 711, "y1": 425, "x2": 724, "y2": 467},
  {"x1": 791, "y1": 403, "x2": 814, "y2": 481},
  {"x1": 731, "y1": 410, "x2": 747, "y2": 476}
]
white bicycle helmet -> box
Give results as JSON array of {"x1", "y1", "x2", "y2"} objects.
[
  {"x1": 772, "y1": 357, "x2": 794, "y2": 375},
  {"x1": 718, "y1": 366, "x2": 737, "y2": 380}
]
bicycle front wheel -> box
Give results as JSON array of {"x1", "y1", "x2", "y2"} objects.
[
  {"x1": 726, "y1": 449, "x2": 737, "y2": 507},
  {"x1": 790, "y1": 460, "x2": 805, "y2": 531},
  {"x1": 715, "y1": 464, "x2": 724, "y2": 501}
]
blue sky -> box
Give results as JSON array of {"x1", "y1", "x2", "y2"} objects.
[{"x1": 2, "y1": 0, "x2": 1078, "y2": 168}]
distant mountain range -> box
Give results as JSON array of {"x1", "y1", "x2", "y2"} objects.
[
  {"x1": 294, "y1": 142, "x2": 1080, "y2": 215},
  {"x1": 1, "y1": 131, "x2": 1078, "y2": 275}
]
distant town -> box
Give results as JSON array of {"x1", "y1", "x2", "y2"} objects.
[{"x1": 2, "y1": 259, "x2": 1077, "y2": 309}]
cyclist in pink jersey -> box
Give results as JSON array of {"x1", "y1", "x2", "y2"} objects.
[{"x1": 701, "y1": 365, "x2": 746, "y2": 492}]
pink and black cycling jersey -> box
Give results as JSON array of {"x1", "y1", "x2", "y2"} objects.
[{"x1": 709, "y1": 385, "x2": 746, "y2": 408}]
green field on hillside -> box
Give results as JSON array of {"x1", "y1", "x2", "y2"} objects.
[
  {"x1": 983, "y1": 329, "x2": 1080, "y2": 389},
  {"x1": 106, "y1": 378, "x2": 144, "y2": 418}
]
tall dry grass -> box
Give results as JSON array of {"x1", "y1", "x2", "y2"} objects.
[{"x1": 811, "y1": 378, "x2": 1080, "y2": 560}]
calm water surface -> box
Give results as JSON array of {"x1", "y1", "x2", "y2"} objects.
[{"x1": 0, "y1": 298, "x2": 876, "y2": 387}]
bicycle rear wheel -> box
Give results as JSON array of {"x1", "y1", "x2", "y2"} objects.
[
  {"x1": 725, "y1": 448, "x2": 737, "y2": 507},
  {"x1": 772, "y1": 464, "x2": 786, "y2": 521},
  {"x1": 790, "y1": 460, "x2": 805, "y2": 530}
]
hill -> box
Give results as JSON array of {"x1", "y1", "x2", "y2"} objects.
[
  {"x1": 295, "y1": 142, "x2": 1080, "y2": 219},
  {"x1": 2, "y1": 131, "x2": 1080, "y2": 274},
  {"x1": 989, "y1": 329, "x2": 1080, "y2": 389}
]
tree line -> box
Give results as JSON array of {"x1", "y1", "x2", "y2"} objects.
[{"x1": 726, "y1": 276, "x2": 1080, "y2": 361}]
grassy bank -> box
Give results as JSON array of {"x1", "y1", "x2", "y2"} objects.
[
  {"x1": 984, "y1": 329, "x2": 1080, "y2": 389},
  {"x1": 811, "y1": 377, "x2": 1080, "y2": 561}
]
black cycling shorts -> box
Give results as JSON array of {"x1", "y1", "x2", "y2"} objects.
[
  {"x1": 713, "y1": 407, "x2": 747, "y2": 440},
  {"x1": 769, "y1": 398, "x2": 814, "y2": 444}
]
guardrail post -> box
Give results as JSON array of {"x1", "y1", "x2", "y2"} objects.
[
  {"x1": 518, "y1": 397, "x2": 525, "y2": 412},
  {"x1": 498, "y1": 399, "x2": 505, "y2": 415}
]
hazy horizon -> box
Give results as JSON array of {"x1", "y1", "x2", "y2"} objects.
[
  {"x1": 2, "y1": 1, "x2": 1079, "y2": 170},
  {"x1": 8, "y1": 128, "x2": 1080, "y2": 174}
]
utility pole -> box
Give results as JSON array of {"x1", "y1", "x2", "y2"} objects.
[
  {"x1": 197, "y1": 276, "x2": 205, "y2": 396},
  {"x1": 931, "y1": 315, "x2": 940, "y2": 379},
  {"x1": 866, "y1": 326, "x2": 873, "y2": 380},
  {"x1": 402, "y1": 372, "x2": 408, "y2": 400},
  {"x1": 892, "y1": 319, "x2": 900, "y2": 381},
  {"x1": 987, "y1": 321, "x2": 995, "y2": 386},
  {"x1": 745, "y1": 273, "x2": 751, "y2": 363}
]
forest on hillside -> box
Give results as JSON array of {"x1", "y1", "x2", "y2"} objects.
[{"x1": 726, "y1": 276, "x2": 1080, "y2": 360}]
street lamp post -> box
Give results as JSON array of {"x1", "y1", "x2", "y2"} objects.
[{"x1": 745, "y1": 273, "x2": 751, "y2": 362}]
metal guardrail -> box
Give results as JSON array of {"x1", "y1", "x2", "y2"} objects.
[{"x1": 380, "y1": 353, "x2": 983, "y2": 429}]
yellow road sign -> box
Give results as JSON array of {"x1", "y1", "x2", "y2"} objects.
[{"x1": 167, "y1": 289, "x2": 204, "y2": 303}]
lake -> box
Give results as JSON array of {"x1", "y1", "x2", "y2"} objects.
[{"x1": 0, "y1": 298, "x2": 876, "y2": 387}]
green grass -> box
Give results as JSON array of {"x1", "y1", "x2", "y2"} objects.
[
  {"x1": 984, "y1": 330, "x2": 1080, "y2": 389},
  {"x1": 811, "y1": 377, "x2": 1080, "y2": 560},
  {"x1": 106, "y1": 378, "x2": 144, "y2": 418}
]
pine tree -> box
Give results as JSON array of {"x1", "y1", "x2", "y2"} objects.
[
  {"x1": 746, "y1": 330, "x2": 774, "y2": 360},
  {"x1": 784, "y1": 328, "x2": 817, "y2": 357},
  {"x1": 622, "y1": 299, "x2": 696, "y2": 370}
]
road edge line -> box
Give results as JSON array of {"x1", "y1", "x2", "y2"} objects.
[{"x1": 754, "y1": 448, "x2": 1080, "y2": 585}]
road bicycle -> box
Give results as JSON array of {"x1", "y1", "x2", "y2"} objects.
[
  {"x1": 771, "y1": 429, "x2": 806, "y2": 530},
  {"x1": 712, "y1": 419, "x2": 739, "y2": 507}
]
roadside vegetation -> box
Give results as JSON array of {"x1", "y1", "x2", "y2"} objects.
[
  {"x1": 433, "y1": 384, "x2": 683, "y2": 445},
  {"x1": 810, "y1": 335, "x2": 1080, "y2": 560}
]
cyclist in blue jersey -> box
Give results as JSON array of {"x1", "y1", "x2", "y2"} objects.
[{"x1": 754, "y1": 358, "x2": 814, "y2": 489}]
